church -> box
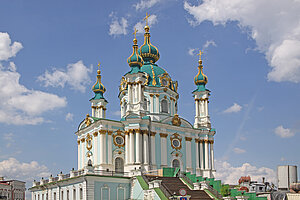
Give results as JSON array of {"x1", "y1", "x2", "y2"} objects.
[{"x1": 29, "y1": 14, "x2": 218, "y2": 200}]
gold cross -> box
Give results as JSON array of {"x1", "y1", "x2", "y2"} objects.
[
  {"x1": 133, "y1": 28, "x2": 138, "y2": 39},
  {"x1": 197, "y1": 50, "x2": 203, "y2": 61},
  {"x1": 144, "y1": 12, "x2": 151, "y2": 26},
  {"x1": 97, "y1": 62, "x2": 101, "y2": 71}
]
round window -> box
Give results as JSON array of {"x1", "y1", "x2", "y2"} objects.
[
  {"x1": 172, "y1": 139, "x2": 180, "y2": 148},
  {"x1": 162, "y1": 79, "x2": 168, "y2": 86},
  {"x1": 115, "y1": 136, "x2": 124, "y2": 145}
]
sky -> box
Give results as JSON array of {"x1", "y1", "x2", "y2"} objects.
[{"x1": 0, "y1": 0, "x2": 300, "y2": 192}]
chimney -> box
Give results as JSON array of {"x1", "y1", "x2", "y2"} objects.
[{"x1": 262, "y1": 177, "x2": 265, "y2": 183}]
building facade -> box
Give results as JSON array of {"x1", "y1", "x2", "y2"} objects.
[
  {"x1": 30, "y1": 19, "x2": 217, "y2": 200},
  {"x1": 0, "y1": 178, "x2": 25, "y2": 200}
]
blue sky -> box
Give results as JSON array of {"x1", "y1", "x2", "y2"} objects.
[{"x1": 0, "y1": 0, "x2": 299, "y2": 188}]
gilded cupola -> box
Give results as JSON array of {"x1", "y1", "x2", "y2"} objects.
[
  {"x1": 138, "y1": 14, "x2": 160, "y2": 63},
  {"x1": 127, "y1": 29, "x2": 144, "y2": 74},
  {"x1": 194, "y1": 50, "x2": 208, "y2": 92},
  {"x1": 91, "y1": 64, "x2": 106, "y2": 100}
]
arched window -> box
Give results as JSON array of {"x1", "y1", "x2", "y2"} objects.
[
  {"x1": 161, "y1": 99, "x2": 168, "y2": 113},
  {"x1": 172, "y1": 159, "x2": 180, "y2": 168},
  {"x1": 115, "y1": 157, "x2": 124, "y2": 173},
  {"x1": 143, "y1": 98, "x2": 148, "y2": 111}
]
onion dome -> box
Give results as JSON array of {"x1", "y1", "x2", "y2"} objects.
[
  {"x1": 127, "y1": 37, "x2": 144, "y2": 74},
  {"x1": 194, "y1": 58, "x2": 208, "y2": 92},
  {"x1": 138, "y1": 25, "x2": 160, "y2": 63},
  {"x1": 91, "y1": 69, "x2": 106, "y2": 100}
]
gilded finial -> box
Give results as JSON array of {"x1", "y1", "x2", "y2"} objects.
[
  {"x1": 197, "y1": 50, "x2": 203, "y2": 64},
  {"x1": 97, "y1": 62, "x2": 101, "y2": 74},
  {"x1": 133, "y1": 28, "x2": 138, "y2": 44},
  {"x1": 144, "y1": 12, "x2": 151, "y2": 26}
]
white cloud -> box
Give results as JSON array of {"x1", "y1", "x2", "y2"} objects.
[
  {"x1": 134, "y1": 0, "x2": 160, "y2": 10},
  {"x1": 203, "y1": 40, "x2": 217, "y2": 50},
  {"x1": 3, "y1": 133, "x2": 14, "y2": 148},
  {"x1": 0, "y1": 158, "x2": 50, "y2": 182},
  {"x1": 65, "y1": 112, "x2": 74, "y2": 121},
  {"x1": 274, "y1": 125, "x2": 295, "y2": 138},
  {"x1": 188, "y1": 48, "x2": 197, "y2": 56},
  {"x1": 223, "y1": 103, "x2": 242, "y2": 113},
  {"x1": 0, "y1": 33, "x2": 23, "y2": 61},
  {"x1": 184, "y1": 0, "x2": 300, "y2": 83},
  {"x1": 109, "y1": 14, "x2": 128, "y2": 36},
  {"x1": 112, "y1": 110, "x2": 121, "y2": 116},
  {"x1": 134, "y1": 15, "x2": 158, "y2": 34},
  {"x1": 215, "y1": 160, "x2": 276, "y2": 185},
  {"x1": 233, "y1": 147, "x2": 246, "y2": 154},
  {"x1": 0, "y1": 33, "x2": 67, "y2": 125},
  {"x1": 38, "y1": 60, "x2": 92, "y2": 93}
]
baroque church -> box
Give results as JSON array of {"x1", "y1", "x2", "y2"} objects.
[{"x1": 30, "y1": 14, "x2": 218, "y2": 200}]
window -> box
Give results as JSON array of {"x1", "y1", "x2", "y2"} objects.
[
  {"x1": 172, "y1": 159, "x2": 180, "y2": 168},
  {"x1": 115, "y1": 157, "x2": 124, "y2": 173},
  {"x1": 143, "y1": 98, "x2": 148, "y2": 111},
  {"x1": 67, "y1": 190, "x2": 69, "y2": 200},
  {"x1": 61, "y1": 191, "x2": 63, "y2": 200},
  {"x1": 161, "y1": 99, "x2": 168, "y2": 113},
  {"x1": 53, "y1": 192, "x2": 56, "y2": 200},
  {"x1": 80, "y1": 188, "x2": 83, "y2": 200},
  {"x1": 73, "y1": 189, "x2": 76, "y2": 200}
]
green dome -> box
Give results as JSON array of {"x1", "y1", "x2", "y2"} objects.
[
  {"x1": 91, "y1": 70, "x2": 106, "y2": 100},
  {"x1": 194, "y1": 60, "x2": 208, "y2": 92},
  {"x1": 127, "y1": 38, "x2": 144, "y2": 74},
  {"x1": 138, "y1": 26, "x2": 160, "y2": 63}
]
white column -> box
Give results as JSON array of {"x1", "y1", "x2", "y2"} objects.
[
  {"x1": 195, "y1": 140, "x2": 199, "y2": 169},
  {"x1": 150, "y1": 132, "x2": 156, "y2": 165},
  {"x1": 93, "y1": 133, "x2": 98, "y2": 166},
  {"x1": 125, "y1": 132, "x2": 129, "y2": 164},
  {"x1": 185, "y1": 138, "x2": 192, "y2": 169},
  {"x1": 78, "y1": 140, "x2": 81, "y2": 169},
  {"x1": 128, "y1": 84, "x2": 132, "y2": 104},
  {"x1": 205, "y1": 99, "x2": 208, "y2": 116},
  {"x1": 160, "y1": 134, "x2": 167, "y2": 166},
  {"x1": 199, "y1": 140, "x2": 204, "y2": 169},
  {"x1": 99, "y1": 107, "x2": 103, "y2": 118},
  {"x1": 143, "y1": 131, "x2": 149, "y2": 164},
  {"x1": 210, "y1": 141, "x2": 214, "y2": 170},
  {"x1": 204, "y1": 140, "x2": 209, "y2": 169},
  {"x1": 129, "y1": 130, "x2": 134, "y2": 164},
  {"x1": 200, "y1": 100, "x2": 204, "y2": 116},
  {"x1": 100, "y1": 131, "x2": 106, "y2": 164},
  {"x1": 82, "y1": 138, "x2": 85, "y2": 168},
  {"x1": 138, "y1": 83, "x2": 142, "y2": 102},
  {"x1": 150, "y1": 94, "x2": 154, "y2": 113},
  {"x1": 155, "y1": 94, "x2": 160, "y2": 113},
  {"x1": 136, "y1": 129, "x2": 141, "y2": 163},
  {"x1": 107, "y1": 132, "x2": 112, "y2": 164},
  {"x1": 103, "y1": 107, "x2": 106, "y2": 119},
  {"x1": 195, "y1": 100, "x2": 199, "y2": 117}
]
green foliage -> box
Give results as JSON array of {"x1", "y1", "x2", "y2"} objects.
[{"x1": 221, "y1": 184, "x2": 230, "y2": 197}]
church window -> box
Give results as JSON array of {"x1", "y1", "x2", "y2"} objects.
[
  {"x1": 115, "y1": 136, "x2": 124, "y2": 146},
  {"x1": 161, "y1": 99, "x2": 168, "y2": 113},
  {"x1": 61, "y1": 191, "x2": 63, "y2": 200},
  {"x1": 80, "y1": 188, "x2": 83, "y2": 199},
  {"x1": 143, "y1": 98, "x2": 148, "y2": 111},
  {"x1": 172, "y1": 159, "x2": 180, "y2": 168},
  {"x1": 67, "y1": 190, "x2": 69, "y2": 200},
  {"x1": 162, "y1": 79, "x2": 168, "y2": 86},
  {"x1": 53, "y1": 193, "x2": 56, "y2": 200},
  {"x1": 172, "y1": 139, "x2": 180, "y2": 148},
  {"x1": 73, "y1": 189, "x2": 76, "y2": 200},
  {"x1": 115, "y1": 157, "x2": 124, "y2": 173}
]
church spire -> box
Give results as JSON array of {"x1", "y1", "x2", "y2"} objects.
[
  {"x1": 92, "y1": 62, "x2": 106, "y2": 100},
  {"x1": 138, "y1": 13, "x2": 160, "y2": 64},
  {"x1": 194, "y1": 50, "x2": 208, "y2": 92},
  {"x1": 127, "y1": 28, "x2": 144, "y2": 73}
]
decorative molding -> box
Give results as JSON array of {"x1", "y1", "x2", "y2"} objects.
[
  {"x1": 99, "y1": 130, "x2": 107, "y2": 134},
  {"x1": 107, "y1": 131, "x2": 113, "y2": 135},
  {"x1": 209, "y1": 140, "x2": 214, "y2": 144},
  {"x1": 185, "y1": 137, "x2": 192, "y2": 141},
  {"x1": 93, "y1": 132, "x2": 98, "y2": 137},
  {"x1": 195, "y1": 138, "x2": 200, "y2": 143},
  {"x1": 172, "y1": 114, "x2": 181, "y2": 126},
  {"x1": 159, "y1": 133, "x2": 168, "y2": 138},
  {"x1": 149, "y1": 94, "x2": 154, "y2": 97},
  {"x1": 155, "y1": 94, "x2": 160, "y2": 97},
  {"x1": 150, "y1": 132, "x2": 156, "y2": 136},
  {"x1": 80, "y1": 138, "x2": 85, "y2": 142},
  {"x1": 77, "y1": 140, "x2": 80, "y2": 145}
]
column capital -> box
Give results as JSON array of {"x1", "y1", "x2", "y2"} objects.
[
  {"x1": 93, "y1": 132, "x2": 98, "y2": 137},
  {"x1": 80, "y1": 138, "x2": 85, "y2": 142},
  {"x1": 124, "y1": 131, "x2": 129, "y2": 135},
  {"x1": 135, "y1": 129, "x2": 141, "y2": 134},
  {"x1": 155, "y1": 94, "x2": 160, "y2": 97},
  {"x1": 141, "y1": 130, "x2": 148, "y2": 135},
  {"x1": 204, "y1": 139, "x2": 209, "y2": 143},
  {"x1": 129, "y1": 129, "x2": 134, "y2": 133},
  {"x1": 107, "y1": 131, "x2": 113, "y2": 135},
  {"x1": 149, "y1": 94, "x2": 154, "y2": 97},
  {"x1": 150, "y1": 131, "x2": 156, "y2": 136},
  {"x1": 77, "y1": 140, "x2": 80, "y2": 145},
  {"x1": 209, "y1": 140, "x2": 214, "y2": 144},
  {"x1": 99, "y1": 130, "x2": 107, "y2": 134},
  {"x1": 185, "y1": 137, "x2": 192, "y2": 141},
  {"x1": 159, "y1": 133, "x2": 168, "y2": 138}
]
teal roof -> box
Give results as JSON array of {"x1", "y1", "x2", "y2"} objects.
[
  {"x1": 127, "y1": 38, "x2": 143, "y2": 74},
  {"x1": 91, "y1": 70, "x2": 106, "y2": 100},
  {"x1": 138, "y1": 25, "x2": 160, "y2": 63},
  {"x1": 194, "y1": 60, "x2": 208, "y2": 92}
]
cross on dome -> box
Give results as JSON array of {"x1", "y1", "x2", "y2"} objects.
[{"x1": 144, "y1": 12, "x2": 151, "y2": 26}]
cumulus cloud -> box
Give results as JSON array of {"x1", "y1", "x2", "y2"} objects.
[
  {"x1": 134, "y1": 0, "x2": 160, "y2": 10},
  {"x1": 184, "y1": 0, "x2": 300, "y2": 83},
  {"x1": 223, "y1": 103, "x2": 242, "y2": 113},
  {"x1": 65, "y1": 112, "x2": 74, "y2": 121},
  {"x1": 233, "y1": 147, "x2": 246, "y2": 154},
  {"x1": 203, "y1": 40, "x2": 217, "y2": 50},
  {"x1": 274, "y1": 125, "x2": 295, "y2": 138},
  {"x1": 0, "y1": 33, "x2": 67, "y2": 125},
  {"x1": 188, "y1": 48, "x2": 197, "y2": 56},
  {"x1": 0, "y1": 33, "x2": 23, "y2": 61},
  {"x1": 134, "y1": 14, "x2": 158, "y2": 34},
  {"x1": 0, "y1": 158, "x2": 50, "y2": 182},
  {"x1": 38, "y1": 60, "x2": 92, "y2": 93},
  {"x1": 109, "y1": 13, "x2": 128, "y2": 36},
  {"x1": 215, "y1": 160, "x2": 276, "y2": 185}
]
